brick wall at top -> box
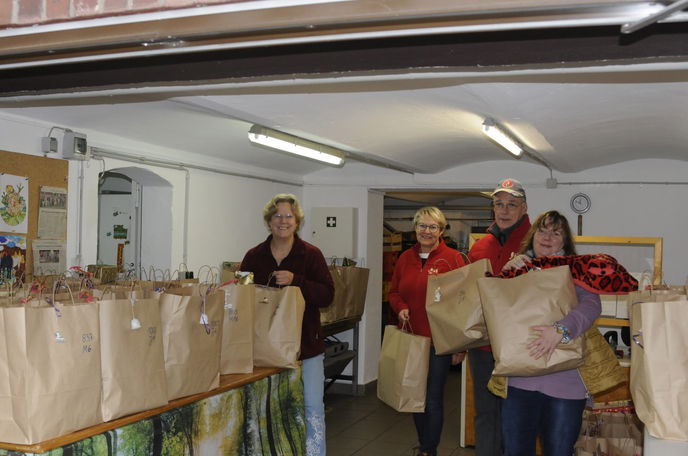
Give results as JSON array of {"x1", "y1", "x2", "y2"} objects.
[{"x1": 1, "y1": 0, "x2": 240, "y2": 28}]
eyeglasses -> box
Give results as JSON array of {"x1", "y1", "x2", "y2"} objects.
[
  {"x1": 272, "y1": 213, "x2": 295, "y2": 221},
  {"x1": 417, "y1": 223, "x2": 440, "y2": 233},
  {"x1": 493, "y1": 201, "x2": 522, "y2": 211}
]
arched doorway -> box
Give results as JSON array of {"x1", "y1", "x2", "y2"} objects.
[{"x1": 97, "y1": 167, "x2": 173, "y2": 278}]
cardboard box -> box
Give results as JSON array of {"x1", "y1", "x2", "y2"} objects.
[
  {"x1": 87, "y1": 264, "x2": 118, "y2": 283},
  {"x1": 221, "y1": 261, "x2": 241, "y2": 283},
  {"x1": 383, "y1": 233, "x2": 402, "y2": 252}
]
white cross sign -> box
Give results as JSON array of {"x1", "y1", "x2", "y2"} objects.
[{"x1": 326, "y1": 216, "x2": 337, "y2": 227}]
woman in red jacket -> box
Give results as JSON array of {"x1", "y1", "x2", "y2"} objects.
[{"x1": 389, "y1": 206, "x2": 467, "y2": 456}]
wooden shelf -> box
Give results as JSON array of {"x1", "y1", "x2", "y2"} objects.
[{"x1": 596, "y1": 317, "x2": 630, "y2": 327}]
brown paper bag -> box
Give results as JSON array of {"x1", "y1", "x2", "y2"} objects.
[
  {"x1": 0, "y1": 300, "x2": 102, "y2": 444},
  {"x1": 320, "y1": 265, "x2": 370, "y2": 324},
  {"x1": 377, "y1": 324, "x2": 431, "y2": 412},
  {"x1": 478, "y1": 266, "x2": 584, "y2": 376},
  {"x1": 629, "y1": 291, "x2": 688, "y2": 440},
  {"x1": 320, "y1": 265, "x2": 346, "y2": 324},
  {"x1": 98, "y1": 295, "x2": 168, "y2": 421},
  {"x1": 578, "y1": 326, "x2": 627, "y2": 396},
  {"x1": 159, "y1": 285, "x2": 224, "y2": 400},
  {"x1": 426, "y1": 258, "x2": 492, "y2": 354},
  {"x1": 219, "y1": 282, "x2": 254, "y2": 374},
  {"x1": 253, "y1": 285, "x2": 305, "y2": 368}
]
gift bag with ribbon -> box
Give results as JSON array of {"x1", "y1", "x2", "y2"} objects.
[
  {"x1": 629, "y1": 289, "x2": 688, "y2": 440},
  {"x1": 0, "y1": 295, "x2": 102, "y2": 444},
  {"x1": 320, "y1": 260, "x2": 370, "y2": 324},
  {"x1": 219, "y1": 282, "x2": 255, "y2": 374},
  {"x1": 253, "y1": 285, "x2": 305, "y2": 368},
  {"x1": 98, "y1": 293, "x2": 168, "y2": 421},
  {"x1": 159, "y1": 284, "x2": 224, "y2": 400},
  {"x1": 478, "y1": 265, "x2": 584, "y2": 376},
  {"x1": 377, "y1": 323, "x2": 431, "y2": 413},
  {"x1": 426, "y1": 258, "x2": 492, "y2": 354}
]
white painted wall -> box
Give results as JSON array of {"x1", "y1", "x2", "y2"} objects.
[
  {"x1": 309, "y1": 158, "x2": 688, "y2": 285},
  {"x1": 302, "y1": 185, "x2": 384, "y2": 385}
]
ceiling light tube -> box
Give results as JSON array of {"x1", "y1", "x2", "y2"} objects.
[
  {"x1": 482, "y1": 118, "x2": 524, "y2": 157},
  {"x1": 248, "y1": 124, "x2": 345, "y2": 167}
]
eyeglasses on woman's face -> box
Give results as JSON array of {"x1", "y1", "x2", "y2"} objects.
[
  {"x1": 271, "y1": 213, "x2": 295, "y2": 221},
  {"x1": 416, "y1": 223, "x2": 440, "y2": 233}
]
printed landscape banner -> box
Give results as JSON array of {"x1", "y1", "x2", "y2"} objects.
[{"x1": 0, "y1": 368, "x2": 305, "y2": 456}]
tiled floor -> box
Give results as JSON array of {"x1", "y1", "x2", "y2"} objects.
[{"x1": 324, "y1": 366, "x2": 475, "y2": 456}]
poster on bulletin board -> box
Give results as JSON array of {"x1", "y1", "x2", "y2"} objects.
[
  {"x1": 0, "y1": 234, "x2": 26, "y2": 286},
  {"x1": 37, "y1": 186, "x2": 67, "y2": 239},
  {"x1": 0, "y1": 174, "x2": 29, "y2": 234}
]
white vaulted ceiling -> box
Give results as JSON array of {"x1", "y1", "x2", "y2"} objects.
[{"x1": 1, "y1": 0, "x2": 688, "y2": 181}]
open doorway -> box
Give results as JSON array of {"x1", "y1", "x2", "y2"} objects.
[
  {"x1": 383, "y1": 190, "x2": 494, "y2": 252},
  {"x1": 381, "y1": 190, "x2": 495, "y2": 333},
  {"x1": 97, "y1": 171, "x2": 139, "y2": 276},
  {"x1": 97, "y1": 167, "x2": 173, "y2": 279}
]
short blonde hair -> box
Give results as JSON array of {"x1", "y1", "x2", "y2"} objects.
[
  {"x1": 412, "y1": 206, "x2": 447, "y2": 233},
  {"x1": 262, "y1": 193, "x2": 305, "y2": 232}
]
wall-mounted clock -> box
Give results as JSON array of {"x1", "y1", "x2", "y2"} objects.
[{"x1": 570, "y1": 193, "x2": 591, "y2": 214}]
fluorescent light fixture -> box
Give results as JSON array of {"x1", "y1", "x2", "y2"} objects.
[
  {"x1": 482, "y1": 118, "x2": 524, "y2": 157},
  {"x1": 248, "y1": 124, "x2": 345, "y2": 167}
]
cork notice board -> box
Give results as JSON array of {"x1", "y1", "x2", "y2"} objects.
[{"x1": 0, "y1": 150, "x2": 69, "y2": 278}]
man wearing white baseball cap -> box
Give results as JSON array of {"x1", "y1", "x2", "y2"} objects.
[{"x1": 467, "y1": 178, "x2": 531, "y2": 456}]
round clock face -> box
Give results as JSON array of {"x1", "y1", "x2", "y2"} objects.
[{"x1": 570, "y1": 193, "x2": 591, "y2": 214}]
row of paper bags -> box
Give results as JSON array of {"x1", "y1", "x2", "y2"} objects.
[
  {"x1": 0, "y1": 282, "x2": 305, "y2": 445},
  {"x1": 379, "y1": 258, "x2": 688, "y2": 443}
]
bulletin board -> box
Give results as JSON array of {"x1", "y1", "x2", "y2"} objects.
[{"x1": 0, "y1": 149, "x2": 69, "y2": 279}]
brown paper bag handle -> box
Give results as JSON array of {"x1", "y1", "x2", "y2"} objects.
[
  {"x1": 400, "y1": 319, "x2": 415, "y2": 335},
  {"x1": 265, "y1": 271, "x2": 280, "y2": 288},
  {"x1": 632, "y1": 329, "x2": 643, "y2": 349},
  {"x1": 198, "y1": 283, "x2": 215, "y2": 335},
  {"x1": 197, "y1": 265, "x2": 217, "y2": 284}
]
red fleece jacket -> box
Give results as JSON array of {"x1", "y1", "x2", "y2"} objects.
[{"x1": 388, "y1": 239, "x2": 466, "y2": 340}]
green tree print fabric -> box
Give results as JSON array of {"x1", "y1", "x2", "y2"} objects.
[{"x1": 0, "y1": 368, "x2": 305, "y2": 456}]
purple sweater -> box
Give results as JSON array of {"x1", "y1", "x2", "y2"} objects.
[{"x1": 508, "y1": 286, "x2": 601, "y2": 399}]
